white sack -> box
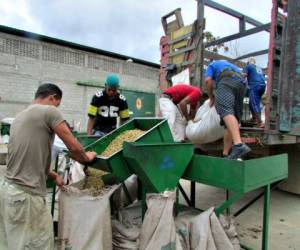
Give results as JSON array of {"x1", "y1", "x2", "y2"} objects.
[
  {"x1": 172, "y1": 69, "x2": 190, "y2": 85},
  {"x1": 175, "y1": 207, "x2": 238, "y2": 250},
  {"x1": 159, "y1": 97, "x2": 186, "y2": 142},
  {"x1": 139, "y1": 192, "x2": 183, "y2": 250},
  {"x1": 113, "y1": 174, "x2": 138, "y2": 209},
  {"x1": 186, "y1": 100, "x2": 224, "y2": 144},
  {"x1": 58, "y1": 185, "x2": 119, "y2": 250},
  {"x1": 112, "y1": 202, "x2": 142, "y2": 250}
]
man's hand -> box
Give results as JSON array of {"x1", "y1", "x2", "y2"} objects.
[
  {"x1": 85, "y1": 151, "x2": 97, "y2": 162},
  {"x1": 87, "y1": 117, "x2": 95, "y2": 135},
  {"x1": 54, "y1": 174, "x2": 65, "y2": 189}
]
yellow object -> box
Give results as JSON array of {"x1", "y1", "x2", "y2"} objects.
[
  {"x1": 119, "y1": 109, "x2": 130, "y2": 119},
  {"x1": 169, "y1": 24, "x2": 193, "y2": 65},
  {"x1": 88, "y1": 105, "x2": 97, "y2": 116}
]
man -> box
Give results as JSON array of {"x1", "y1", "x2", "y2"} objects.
[
  {"x1": 0, "y1": 83, "x2": 97, "y2": 250},
  {"x1": 159, "y1": 84, "x2": 202, "y2": 142},
  {"x1": 51, "y1": 121, "x2": 72, "y2": 162},
  {"x1": 205, "y1": 60, "x2": 251, "y2": 160},
  {"x1": 243, "y1": 57, "x2": 266, "y2": 127},
  {"x1": 87, "y1": 74, "x2": 130, "y2": 136}
]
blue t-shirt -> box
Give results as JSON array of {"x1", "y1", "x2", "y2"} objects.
[
  {"x1": 243, "y1": 64, "x2": 265, "y2": 87},
  {"x1": 205, "y1": 60, "x2": 242, "y2": 83}
]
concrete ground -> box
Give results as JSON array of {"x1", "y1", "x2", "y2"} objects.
[
  {"x1": 179, "y1": 180, "x2": 300, "y2": 250},
  {"x1": 0, "y1": 164, "x2": 299, "y2": 249}
]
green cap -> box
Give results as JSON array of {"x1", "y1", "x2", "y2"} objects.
[{"x1": 105, "y1": 74, "x2": 119, "y2": 88}]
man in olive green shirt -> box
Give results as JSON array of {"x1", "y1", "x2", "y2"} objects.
[{"x1": 0, "y1": 83, "x2": 97, "y2": 250}]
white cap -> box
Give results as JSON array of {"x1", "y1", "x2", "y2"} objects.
[{"x1": 248, "y1": 57, "x2": 256, "y2": 64}]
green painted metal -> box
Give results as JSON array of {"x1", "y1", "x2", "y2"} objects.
[
  {"x1": 83, "y1": 118, "x2": 174, "y2": 181},
  {"x1": 0, "y1": 123, "x2": 10, "y2": 136},
  {"x1": 123, "y1": 142, "x2": 193, "y2": 193},
  {"x1": 76, "y1": 135, "x2": 102, "y2": 148},
  {"x1": 121, "y1": 90, "x2": 156, "y2": 117},
  {"x1": 183, "y1": 154, "x2": 288, "y2": 193},
  {"x1": 262, "y1": 184, "x2": 270, "y2": 250},
  {"x1": 51, "y1": 155, "x2": 59, "y2": 217},
  {"x1": 240, "y1": 244, "x2": 254, "y2": 250},
  {"x1": 215, "y1": 192, "x2": 243, "y2": 216}
]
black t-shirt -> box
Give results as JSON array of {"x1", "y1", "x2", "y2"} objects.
[{"x1": 88, "y1": 90, "x2": 129, "y2": 133}]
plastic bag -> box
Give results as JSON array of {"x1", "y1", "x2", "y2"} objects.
[
  {"x1": 69, "y1": 162, "x2": 85, "y2": 184},
  {"x1": 186, "y1": 100, "x2": 224, "y2": 144}
]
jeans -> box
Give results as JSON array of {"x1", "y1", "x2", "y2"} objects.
[
  {"x1": 249, "y1": 84, "x2": 266, "y2": 114},
  {"x1": 93, "y1": 130, "x2": 107, "y2": 137}
]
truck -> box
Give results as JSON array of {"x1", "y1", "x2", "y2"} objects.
[{"x1": 159, "y1": 0, "x2": 300, "y2": 194}]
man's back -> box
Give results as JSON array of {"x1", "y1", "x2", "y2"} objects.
[
  {"x1": 6, "y1": 104, "x2": 64, "y2": 196},
  {"x1": 164, "y1": 84, "x2": 201, "y2": 108},
  {"x1": 243, "y1": 64, "x2": 265, "y2": 85},
  {"x1": 205, "y1": 60, "x2": 241, "y2": 82}
]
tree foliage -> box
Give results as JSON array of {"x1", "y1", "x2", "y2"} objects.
[{"x1": 203, "y1": 31, "x2": 229, "y2": 53}]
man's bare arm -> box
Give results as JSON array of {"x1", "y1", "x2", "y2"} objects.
[
  {"x1": 205, "y1": 77, "x2": 214, "y2": 107},
  {"x1": 54, "y1": 122, "x2": 96, "y2": 164},
  {"x1": 87, "y1": 117, "x2": 95, "y2": 135},
  {"x1": 178, "y1": 97, "x2": 191, "y2": 120}
]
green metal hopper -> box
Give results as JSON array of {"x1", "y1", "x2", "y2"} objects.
[
  {"x1": 123, "y1": 142, "x2": 194, "y2": 193},
  {"x1": 76, "y1": 135, "x2": 102, "y2": 148},
  {"x1": 181, "y1": 154, "x2": 288, "y2": 250},
  {"x1": 83, "y1": 118, "x2": 174, "y2": 181},
  {"x1": 183, "y1": 154, "x2": 288, "y2": 194}
]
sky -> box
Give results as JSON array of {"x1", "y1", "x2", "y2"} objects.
[{"x1": 0, "y1": 0, "x2": 272, "y2": 67}]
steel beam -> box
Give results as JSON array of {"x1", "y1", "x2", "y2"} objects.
[
  {"x1": 205, "y1": 23, "x2": 270, "y2": 48},
  {"x1": 235, "y1": 49, "x2": 269, "y2": 60},
  {"x1": 239, "y1": 18, "x2": 246, "y2": 32},
  {"x1": 204, "y1": 0, "x2": 269, "y2": 32}
]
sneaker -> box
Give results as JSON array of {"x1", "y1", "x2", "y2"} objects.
[{"x1": 227, "y1": 143, "x2": 251, "y2": 160}]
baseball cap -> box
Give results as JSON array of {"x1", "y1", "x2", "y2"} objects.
[{"x1": 105, "y1": 74, "x2": 119, "y2": 88}]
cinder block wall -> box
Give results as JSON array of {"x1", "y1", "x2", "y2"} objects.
[{"x1": 0, "y1": 32, "x2": 159, "y2": 130}]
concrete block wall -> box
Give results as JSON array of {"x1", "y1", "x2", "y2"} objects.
[{"x1": 0, "y1": 32, "x2": 160, "y2": 130}]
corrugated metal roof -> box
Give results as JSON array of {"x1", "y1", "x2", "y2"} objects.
[{"x1": 0, "y1": 24, "x2": 160, "y2": 69}]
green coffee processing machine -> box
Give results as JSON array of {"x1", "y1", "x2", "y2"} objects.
[{"x1": 76, "y1": 118, "x2": 287, "y2": 250}]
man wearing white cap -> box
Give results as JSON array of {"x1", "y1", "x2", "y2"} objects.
[{"x1": 243, "y1": 57, "x2": 266, "y2": 127}]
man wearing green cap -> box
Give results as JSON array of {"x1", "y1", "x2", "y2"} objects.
[{"x1": 87, "y1": 74, "x2": 130, "y2": 136}]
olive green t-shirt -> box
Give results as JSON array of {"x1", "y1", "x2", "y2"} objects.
[{"x1": 5, "y1": 104, "x2": 64, "y2": 196}]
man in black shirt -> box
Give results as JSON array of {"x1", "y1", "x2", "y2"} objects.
[{"x1": 87, "y1": 74, "x2": 130, "y2": 136}]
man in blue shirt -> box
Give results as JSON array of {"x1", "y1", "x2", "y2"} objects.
[
  {"x1": 243, "y1": 57, "x2": 266, "y2": 127},
  {"x1": 205, "y1": 60, "x2": 251, "y2": 160}
]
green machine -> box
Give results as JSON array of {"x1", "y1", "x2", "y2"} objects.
[{"x1": 71, "y1": 118, "x2": 287, "y2": 250}]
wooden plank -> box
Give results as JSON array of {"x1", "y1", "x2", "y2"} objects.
[
  {"x1": 168, "y1": 32, "x2": 193, "y2": 45},
  {"x1": 169, "y1": 44, "x2": 196, "y2": 57}
]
